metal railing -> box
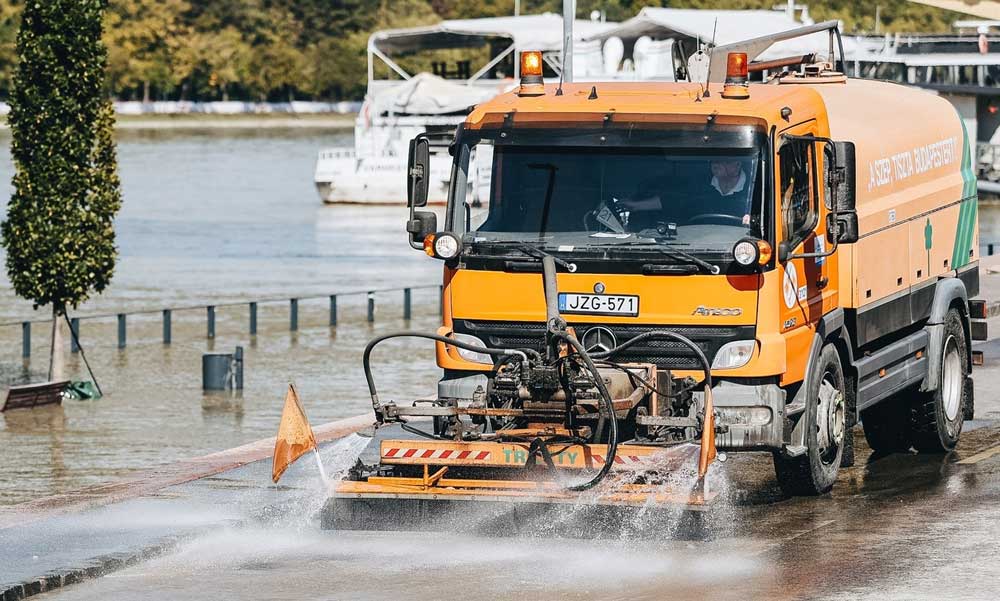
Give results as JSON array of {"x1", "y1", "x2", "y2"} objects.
[{"x1": 2, "y1": 284, "x2": 443, "y2": 359}]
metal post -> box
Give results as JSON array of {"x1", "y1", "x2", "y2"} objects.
[
  {"x1": 70, "y1": 318, "x2": 80, "y2": 353},
  {"x1": 22, "y1": 322, "x2": 30, "y2": 359},
  {"x1": 117, "y1": 314, "x2": 126, "y2": 349},
  {"x1": 250, "y1": 302, "x2": 257, "y2": 335},
  {"x1": 290, "y1": 298, "x2": 299, "y2": 331},
  {"x1": 163, "y1": 309, "x2": 172, "y2": 344},
  {"x1": 562, "y1": 0, "x2": 575, "y2": 83},
  {"x1": 329, "y1": 295, "x2": 338, "y2": 326},
  {"x1": 989, "y1": 243, "x2": 994, "y2": 256},
  {"x1": 404, "y1": 288, "x2": 412, "y2": 320},
  {"x1": 207, "y1": 306, "x2": 216, "y2": 339},
  {"x1": 367, "y1": 291, "x2": 375, "y2": 323}
]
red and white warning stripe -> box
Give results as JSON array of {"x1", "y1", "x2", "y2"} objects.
[
  {"x1": 383, "y1": 447, "x2": 492, "y2": 461},
  {"x1": 591, "y1": 454, "x2": 648, "y2": 466}
]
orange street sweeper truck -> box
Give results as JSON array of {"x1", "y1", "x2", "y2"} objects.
[{"x1": 318, "y1": 22, "x2": 985, "y2": 531}]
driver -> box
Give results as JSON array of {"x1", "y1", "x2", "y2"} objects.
[
  {"x1": 618, "y1": 160, "x2": 751, "y2": 227},
  {"x1": 710, "y1": 160, "x2": 752, "y2": 226}
]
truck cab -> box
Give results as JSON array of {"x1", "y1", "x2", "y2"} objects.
[{"x1": 403, "y1": 48, "x2": 983, "y2": 496}]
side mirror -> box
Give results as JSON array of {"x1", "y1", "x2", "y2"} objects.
[
  {"x1": 407, "y1": 211, "x2": 437, "y2": 250},
  {"x1": 407, "y1": 136, "x2": 430, "y2": 208},
  {"x1": 827, "y1": 212, "x2": 859, "y2": 244},
  {"x1": 828, "y1": 140, "x2": 858, "y2": 244},
  {"x1": 777, "y1": 241, "x2": 791, "y2": 263}
]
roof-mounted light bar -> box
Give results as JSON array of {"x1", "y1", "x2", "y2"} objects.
[
  {"x1": 518, "y1": 50, "x2": 545, "y2": 97},
  {"x1": 722, "y1": 52, "x2": 750, "y2": 100}
]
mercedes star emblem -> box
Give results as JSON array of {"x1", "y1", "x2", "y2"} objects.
[{"x1": 581, "y1": 326, "x2": 617, "y2": 354}]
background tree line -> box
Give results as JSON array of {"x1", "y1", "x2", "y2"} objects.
[{"x1": 0, "y1": 0, "x2": 963, "y2": 103}]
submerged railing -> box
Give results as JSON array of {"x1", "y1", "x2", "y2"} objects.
[{"x1": 1, "y1": 284, "x2": 443, "y2": 359}]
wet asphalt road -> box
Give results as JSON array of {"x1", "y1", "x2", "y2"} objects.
[{"x1": 27, "y1": 395, "x2": 1000, "y2": 601}]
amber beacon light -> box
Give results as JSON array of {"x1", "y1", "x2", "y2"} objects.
[
  {"x1": 722, "y1": 52, "x2": 750, "y2": 100},
  {"x1": 518, "y1": 50, "x2": 545, "y2": 96}
]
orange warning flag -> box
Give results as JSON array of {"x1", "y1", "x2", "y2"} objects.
[{"x1": 272, "y1": 383, "x2": 318, "y2": 483}]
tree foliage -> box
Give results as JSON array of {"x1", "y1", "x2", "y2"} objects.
[
  {"x1": 0, "y1": 0, "x2": 970, "y2": 102},
  {"x1": 1, "y1": 0, "x2": 122, "y2": 313}
]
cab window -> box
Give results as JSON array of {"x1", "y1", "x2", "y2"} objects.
[{"x1": 779, "y1": 139, "x2": 817, "y2": 246}]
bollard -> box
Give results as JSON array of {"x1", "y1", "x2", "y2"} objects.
[
  {"x1": 990, "y1": 243, "x2": 995, "y2": 257},
  {"x1": 207, "y1": 306, "x2": 216, "y2": 339},
  {"x1": 22, "y1": 322, "x2": 30, "y2": 359},
  {"x1": 202, "y1": 346, "x2": 244, "y2": 391},
  {"x1": 367, "y1": 291, "x2": 375, "y2": 323},
  {"x1": 117, "y1": 314, "x2": 126, "y2": 349},
  {"x1": 70, "y1": 318, "x2": 80, "y2": 353},
  {"x1": 290, "y1": 298, "x2": 299, "y2": 331},
  {"x1": 329, "y1": 295, "x2": 338, "y2": 326},
  {"x1": 163, "y1": 309, "x2": 172, "y2": 344},
  {"x1": 249, "y1": 302, "x2": 257, "y2": 335},
  {"x1": 404, "y1": 288, "x2": 412, "y2": 320}
]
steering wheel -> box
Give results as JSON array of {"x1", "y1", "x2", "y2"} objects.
[{"x1": 686, "y1": 213, "x2": 745, "y2": 226}]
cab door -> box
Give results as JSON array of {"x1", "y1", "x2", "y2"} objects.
[{"x1": 775, "y1": 123, "x2": 836, "y2": 381}]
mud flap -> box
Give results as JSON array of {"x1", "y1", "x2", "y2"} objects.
[{"x1": 963, "y1": 376, "x2": 975, "y2": 421}]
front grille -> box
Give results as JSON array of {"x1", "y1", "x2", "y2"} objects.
[{"x1": 453, "y1": 320, "x2": 755, "y2": 370}]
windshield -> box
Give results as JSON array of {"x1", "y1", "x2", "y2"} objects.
[{"x1": 448, "y1": 125, "x2": 767, "y2": 261}]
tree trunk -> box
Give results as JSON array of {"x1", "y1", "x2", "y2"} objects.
[
  {"x1": 222, "y1": 85, "x2": 228, "y2": 102},
  {"x1": 142, "y1": 80, "x2": 150, "y2": 103},
  {"x1": 49, "y1": 306, "x2": 65, "y2": 382}
]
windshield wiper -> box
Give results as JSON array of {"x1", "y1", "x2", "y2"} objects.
[
  {"x1": 611, "y1": 240, "x2": 721, "y2": 275},
  {"x1": 475, "y1": 240, "x2": 578, "y2": 273}
]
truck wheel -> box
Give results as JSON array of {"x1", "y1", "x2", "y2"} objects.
[
  {"x1": 909, "y1": 308, "x2": 967, "y2": 452},
  {"x1": 861, "y1": 396, "x2": 909, "y2": 454},
  {"x1": 773, "y1": 344, "x2": 846, "y2": 496}
]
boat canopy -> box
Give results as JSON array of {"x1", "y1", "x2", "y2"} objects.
[
  {"x1": 370, "y1": 14, "x2": 615, "y2": 56},
  {"x1": 368, "y1": 14, "x2": 617, "y2": 85}
]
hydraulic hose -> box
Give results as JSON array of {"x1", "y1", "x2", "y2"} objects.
[
  {"x1": 362, "y1": 331, "x2": 537, "y2": 421},
  {"x1": 589, "y1": 330, "x2": 713, "y2": 388},
  {"x1": 553, "y1": 330, "x2": 619, "y2": 492}
]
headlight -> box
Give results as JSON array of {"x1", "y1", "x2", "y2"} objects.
[
  {"x1": 433, "y1": 232, "x2": 461, "y2": 260},
  {"x1": 712, "y1": 340, "x2": 755, "y2": 370},
  {"x1": 451, "y1": 333, "x2": 493, "y2": 364},
  {"x1": 732, "y1": 239, "x2": 759, "y2": 266}
]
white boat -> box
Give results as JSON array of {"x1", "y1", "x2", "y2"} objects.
[
  {"x1": 314, "y1": 14, "x2": 616, "y2": 205},
  {"x1": 314, "y1": 7, "x2": 840, "y2": 205}
]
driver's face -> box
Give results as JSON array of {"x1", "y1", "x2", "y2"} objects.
[{"x1": 711, "y1": 161, "x2": 742, "y2": 179}]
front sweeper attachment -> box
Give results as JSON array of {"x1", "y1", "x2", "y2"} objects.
[{"x1": 320, "y1": 256, "x2": 723, "y2": 533}]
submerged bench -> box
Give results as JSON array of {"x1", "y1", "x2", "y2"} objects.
[{"x1": 1, "y1": 381, "x2": 69, "y2": 412}]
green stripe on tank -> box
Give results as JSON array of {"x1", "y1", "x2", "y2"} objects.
[{"x1": 952, "y1": 116, "x2": 978, "y2": 269}]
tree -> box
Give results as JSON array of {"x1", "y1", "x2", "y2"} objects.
[
  {"x1": 1, "y1": 0, "x2": 123, "y2": 380},
  {"x1": 105, "y1": 0, "x2": 191, "y2": 102}
]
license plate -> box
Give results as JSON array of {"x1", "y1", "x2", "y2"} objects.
[{"x1": 558, "y1": 293, "x2": 639, "y2": 317}]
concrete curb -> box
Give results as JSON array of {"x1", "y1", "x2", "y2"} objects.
[
  {"x1": 1, "y1": 533, "x2": 189, "y2": 601},
  {"x1": 0, "y1": 413, "x2": 371, "y2": 531}
]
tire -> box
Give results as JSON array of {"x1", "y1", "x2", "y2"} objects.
[
  {"x1": 909, "y1": 308, "x2": 967, "y2": 452},
  {"x1": 861, "y1": 395, "x2": 910, "y2": 454},
  {"x1": 773, "y1": 344, "x2": 847, "y2": 496}
]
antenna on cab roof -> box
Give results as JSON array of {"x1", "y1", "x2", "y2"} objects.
[{"x1": 702, "y1": 18, "x2": 718, "y2": 99}]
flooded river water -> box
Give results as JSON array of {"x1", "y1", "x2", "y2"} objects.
[{"x1": 0, "y1": 127, "x2": 441, "y2": 504}]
